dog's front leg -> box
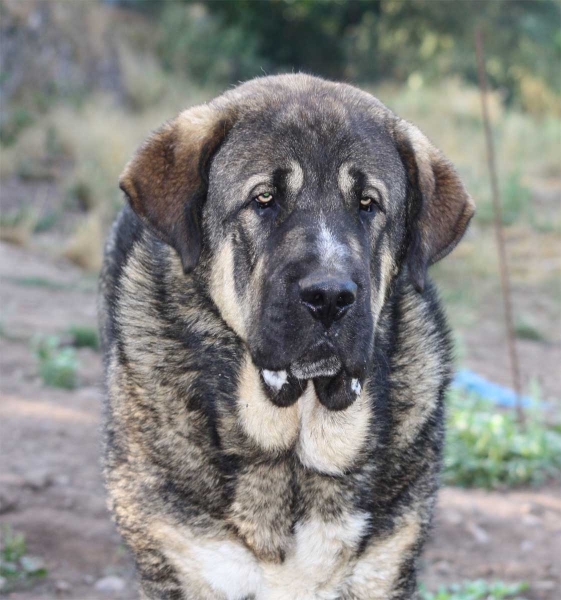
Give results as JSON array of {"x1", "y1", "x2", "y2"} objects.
[
  {"x1": 339, "y1": 509, "x2": 426, "y2": 600},
  {"x1": 135, "y1": 545, "x2": 190, "y2": 600}
]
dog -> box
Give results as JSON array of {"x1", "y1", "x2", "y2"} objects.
[{"x1": 99, "y1": 73, "x2": 474, "y2": 600}]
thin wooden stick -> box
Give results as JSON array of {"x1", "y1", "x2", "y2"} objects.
[{"x1": 475, "y1": 27, "x2": 525, "y2": 425}]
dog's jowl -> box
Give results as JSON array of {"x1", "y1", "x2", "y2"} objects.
[{"x1": 99, "y1": 74, "x2": 474, "y2": 600}]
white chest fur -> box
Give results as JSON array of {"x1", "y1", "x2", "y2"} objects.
[
  {"x1": 156, "y1": 510, "x2": 370, "y2": 600},
  {"x1": 262, "y1": 511, "x2": 370, "y2": 599}
]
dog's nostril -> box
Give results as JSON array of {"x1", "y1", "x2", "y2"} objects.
[
  {"x1": 299, "y1": 276, "x2": 357, "y2": 328},
  {"x1": 336, "y1": 291, "x2": 354, "y2": 309},
  {"x1": 311, "y1": 292, "x2": 324, "y2": 307}
]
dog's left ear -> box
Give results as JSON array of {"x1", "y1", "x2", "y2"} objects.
[
  {"x1": 393, "y1": 120, "x2": 475, "y2": 292},
  {"x1": 119, "y1": 104, "x2": 236, "y2": 273}
]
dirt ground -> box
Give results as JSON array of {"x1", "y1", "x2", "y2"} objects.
[{"x1": 1, "y1": 239, "x2": 560, "y2": 600}]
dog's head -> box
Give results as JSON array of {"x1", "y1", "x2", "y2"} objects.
[{"x1": 120, "y1": 75, "x2": 474, "y2": 410}]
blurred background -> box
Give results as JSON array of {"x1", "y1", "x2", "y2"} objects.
[{"x1": 0, "y1": 1, "x2": 559, "y2": 599}]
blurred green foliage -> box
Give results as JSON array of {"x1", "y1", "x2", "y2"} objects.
[
  {"x1": 157, "y1": 3, "x2": 263, "y2": 86},
  {"x1": 123, "y1": 0, "x2": 560, "y2": 113},
  {"x1": 0, "y1": 107, "x2": 34, "y2": 146},
  {"x1": 33, "y1": 335, "x2": 79, "y2": 390},
  {"x1": 514, "y1": 318, "x2": 546, "y2": 342},
  {"x1": 420, "y1": 580, "x2": 529, "y2": 600},
  {"x1": 444, "y1": 389, "x2": 561, "y2": 489},
  {"x1": 0, "y1": 526, "x2": 47, "y2": 593},
  {"x1": 67, "y1": 324, "x2": 100, "y2": 350}
]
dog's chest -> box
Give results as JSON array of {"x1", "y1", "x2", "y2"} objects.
[
  {"x1": 202, "y1": 359, "x2": 375, "y2": 598},
  {"x1": 162, "y1": 510, "x2": 370, "y2": 600}
]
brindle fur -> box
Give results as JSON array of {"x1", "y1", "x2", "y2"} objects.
[{"x1": 99, "y1": 74, "x2": 474, "y2": 600}]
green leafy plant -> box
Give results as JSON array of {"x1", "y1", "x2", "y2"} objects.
[
  {"x1": 0, "y1": 526, "x2": 47, "y2": 593},
  {"x1": 158, "y1": 3, "x2": 263, "y2": 86},
  {"x1": 444, "y1": 389, "x2": 561, "y2": 488},
  {"x1": 420, "y1": 580, "x2": 529, "y2": 600},
  {"x1": 514, "y1": 318, "x2": 546, "y2": 342},
  {"x1": 67, "y1": 324, "x2": 99, "y2": 350},
  {"x1": 33, "y1": 335, "x2": 79, "y2": 390}
]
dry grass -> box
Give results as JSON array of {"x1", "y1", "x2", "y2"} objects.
[
  {"x1": 119, "y1": 44, "x2": 170, "y2": 112},
  {"x1": 0, "y1": 190, "x2": 50, "y2": 247},
  {"x1": 0, "y1": 127, "x2": 52, "y2": 181},
  {"x1": 0, "y1": 210, "x2": 38, "y2": 246},
  {"x1": 49, "y1": 80, "x2": 210, "y2": 209},
  {"x1": 1, "y1": 66, "x2": 211, "y2": 269},
  {"x1": 374, "y1": 78, "x2": 561, "y2": 225},
  {"x1": 0, "y1": 73, "x2": 208, "y2": 270},
  {"x1": 62, "y1": 211, "x2": 103, "y2": 271}
]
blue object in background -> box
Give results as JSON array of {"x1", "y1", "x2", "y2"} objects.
[{"x1": 452, "y1": 368, "x2": 537, "y2": 408}]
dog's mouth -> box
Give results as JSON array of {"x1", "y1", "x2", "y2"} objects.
[
  {"x1": 289, "y1": 356, "x2": 341, "y2": 380},
  {"x1": 290, "y1": 339, "x2": 342, "y2": 379},
  {"x1": 258, "y1": 341, "x2": 363, "y2": 411},
  {"x1": 260, "y1": 350, "x2": 341, "y2": 394},
  {"x1": 254, "y1": 339, "x2": 341, "y2": 380}
]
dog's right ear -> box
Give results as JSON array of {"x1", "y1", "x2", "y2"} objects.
[{"x1": 119, "y1": 104, "x2": 235, "y2": 273}]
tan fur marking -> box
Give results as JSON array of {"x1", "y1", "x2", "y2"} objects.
[
  {"x1": 364, "y1": 176, "x2": 389, "y2": 208},
  {"x1": 297, "y1": 382, "x2": 371, "y2": 475},
  {"x1": 343, "y1": 513, "x2": 421, "y2": 599},
  {"x1": 237, "y1": 355, "x2": 300, "y2": 451},
  {"x1": 337, "y1": 162, "x2": 355, "y2": 197},
  {"x1": 391, "y1": 294, "x2": 443, "y2": 447},
  {"x1": 209, "y1": 238, "x2": 248, "y2": 338},
  {"x1": 242, "y1": 173, "x2": 274, "y2": 199},
  {"x1": 370, "y1": 245, "x2": 394, "y2": 325},
  {"x1": 287, "y1": 160, "x2": 305, "y2": 196},
  {"x1": 152, "y1": 512, "x2": 371, "y2": 600}
]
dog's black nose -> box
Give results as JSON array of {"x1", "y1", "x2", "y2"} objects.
[{"x1": 299, "y1": 275, "x2": 357, "y2": 328}]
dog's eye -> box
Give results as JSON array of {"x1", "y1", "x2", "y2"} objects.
[
  {"x1": 360, "y1": 196, "x2": 376, "y2": 212},
  {"x1": 359, "y1": 190, "x2": 383, "y2": 213},
  {"x1": 254, "y1": 192, "x2": 275, "y2": 208}
]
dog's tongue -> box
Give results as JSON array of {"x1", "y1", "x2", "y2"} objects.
[{"x1": 313, "y1": 371, "x2": 362, "y2": 411}]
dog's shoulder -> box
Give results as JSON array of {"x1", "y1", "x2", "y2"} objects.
[{"x1": 98, "y1": 204, "x2": 146, "y2": 354}]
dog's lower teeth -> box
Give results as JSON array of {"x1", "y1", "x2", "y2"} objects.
[{"x1": 262, "y1": 369, "x2": 288, "y2": 391}]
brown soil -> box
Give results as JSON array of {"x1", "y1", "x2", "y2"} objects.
[{"x1": 1, "y1": 240, "x2": 559, "y2": 599}]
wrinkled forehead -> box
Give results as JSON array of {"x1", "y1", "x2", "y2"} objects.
[{"x1": 210, "y1": 100, "x2": 407, "y2": 206}]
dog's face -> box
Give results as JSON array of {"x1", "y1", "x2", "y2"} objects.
[
  {"x1": 206, "y1": 104, "x2": 406, "y2": 384},
  {"x1": 120, "y1": 75, "x2": 474, "y2": 410}
]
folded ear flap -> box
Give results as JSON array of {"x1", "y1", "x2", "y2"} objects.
[
  {"x1": 394, "y1": 121, "x2": 475, "y2": 293},
  {"x1": 119, "y1": 104, "x2": 234, "y2": 273}
]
